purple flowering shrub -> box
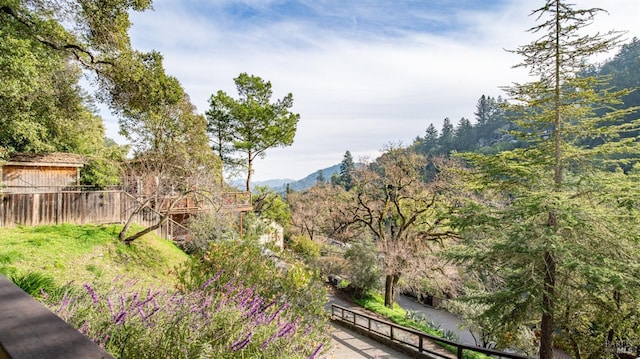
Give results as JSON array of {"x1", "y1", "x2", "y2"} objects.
[
  {"x1": 44, "y1": 239, "x2": 331, "y2": 358},
  {"x1": 46, "y1": 273, "x2": 328, "y2": 358}
]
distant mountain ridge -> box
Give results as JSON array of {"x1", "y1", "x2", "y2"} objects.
[{"x1": 252, "y1": 164, "x2": 342, "y2": 192}]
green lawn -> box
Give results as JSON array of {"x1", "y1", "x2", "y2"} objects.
[{"x1": 0, "y1": 223, "x2": 189, "y2": 288}]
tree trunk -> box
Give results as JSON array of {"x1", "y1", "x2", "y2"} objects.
[
  {"x1": 119, "y1": 196, "x2": 153, "y2": 242},
  {"x1": 384, "y1": 273, "x2": 400, "y2": 308},
  {"x1": 540, "y1": 250, "x2": 556, "y2": 359},
  {"x1": 384, "y1": 274, "x2": 394, "y2": 308},
  {"x1": 123, "y1": 215, "x2": 169, "y2": 244},
  {"x1": 120, "y1": 193, "x2": 189, "y2": 244},
  {"x1": 246, "y1": 155, "x2": 253, "y2": 192}
]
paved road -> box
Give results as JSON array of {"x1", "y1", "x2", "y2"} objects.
[{"x1": 396, "y1": 295, "x2": 477, "y2": 345}]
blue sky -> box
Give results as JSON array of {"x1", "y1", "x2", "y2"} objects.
[{"x1": 104, "y1": 0, "x2": 640, "y2": 181}]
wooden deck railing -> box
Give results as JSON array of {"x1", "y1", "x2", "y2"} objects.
[
  {"x1": 0, "y1": 275, "x2": 113, "y2": 359},
  {"x1": 331, "y1": 304, "x2": 531, "y2": 359}
]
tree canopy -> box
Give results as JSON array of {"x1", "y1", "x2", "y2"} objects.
[
  {"x1": 207, "y1": 73, "x2": 300, "y2": 192},
  {"x1": 448, "y1": 1, "x2": 640, "y2": 357}
]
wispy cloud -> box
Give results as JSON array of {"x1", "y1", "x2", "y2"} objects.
[{"x1": 104, "y1": 0, "x2": 640, "y2": 181}]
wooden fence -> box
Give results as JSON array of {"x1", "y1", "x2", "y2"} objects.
[
  {"x1": 0, "y1": 190, "x2": 124, "y2": 227},
  {"x1": 0, "y1": 189, "x2": 248, "y2": 241}
]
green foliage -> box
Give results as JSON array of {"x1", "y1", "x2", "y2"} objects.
[
  {"x1": 0, "y1": 0, "x2": 152, "y2": 155},
  {"x1": 184, "y1": 212, "x2": 241, "y2": 254},
  {"x1": 411, "y1": 95, "x2": 515, "y2": 157},
  {"x1": 338, "y1": 150, "x2": 355, "y2": 190},
  {"x1": 178, "y1": 238, "x2": 328, "y2": 326},
  {"x1": 448, "y1": 2, "x2": 640, "y2": 357},
  {"x1": 45, "y1": 275, "x2": 328, "y2": 359},
  {"x1": 80, "y1": 138, "x2": 128, "y2": 188},
  {"x1": 207, "y1": 73, "x2": 300, "y2": 191},
  {"x1": 9, "y1": 271, "x2": 57, "y2": 299},
  {"x1": 287, "y1": 235, "x2": 321, "y2": 261},
  {"x1": 252, "y1": 185, "x2": 291, "y2": 226},
  {"x1": 344, "y1": 238, "x2": 381, "y2": 298}
]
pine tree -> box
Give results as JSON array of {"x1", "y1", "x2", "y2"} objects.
[
  {"x1": 439, "y1": 118, "x2": 454, "y2": 154},
  {"x1": 449, "y1": 1, "x2": 640, "y2": 357},
  {"x1": 339, "y1": 150, "x2": 355, "y2": 190}
]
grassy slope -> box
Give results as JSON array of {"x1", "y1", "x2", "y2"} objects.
[{"x1": 0, "y1": 224, "x2": 189, "y2": 288}]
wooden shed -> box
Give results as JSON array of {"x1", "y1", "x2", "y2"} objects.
[{"x1": 1, "y1": 153, "x2": 85, "y2": 193}]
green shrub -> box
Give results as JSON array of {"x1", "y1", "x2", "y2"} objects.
[
  {"x1": 287, "y1": 235, "x2": 321, "y2": 260},
  {"x1": 344, "y1": 238, "x2": 381, "y2": 298},
  {"x1": 180, "y1": 238, "x2": 328, "y2": 321},
  {"x1": 45, "y1": 276, "x2": 329, "y2": 359}
]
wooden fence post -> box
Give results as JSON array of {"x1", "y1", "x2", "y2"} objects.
[{"x1": 56, "y1": 190, "x2": 62, "y2": 225}]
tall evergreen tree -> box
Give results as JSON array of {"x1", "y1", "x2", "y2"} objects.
[
  {"x1": 339, "y1": 150, "x2": 355, "y2": 190},
  {"x1": 453, "y1": 117, "x2": 475, "y2": 152},
  {"x1": 421, "y1": 123, "x2": 440, "y2": 155},
  {"x1": 449, "y1": 2, "x2": 640, "y2": 358},
  {"x1": 438, "y1": 118, "x2": 454, "y2": 154}
]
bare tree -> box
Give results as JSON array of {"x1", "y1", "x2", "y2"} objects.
[{"x1": 348, "y1": 147, "x2": 458, "y2": 308}]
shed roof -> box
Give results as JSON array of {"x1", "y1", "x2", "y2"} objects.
[{"x1": 4, "y1": 152, "x2": 86, "y2": 168}]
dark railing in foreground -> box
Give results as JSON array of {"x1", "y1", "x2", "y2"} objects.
[
  {"x1": 0, "y1": 275, "x2": 113, "y2": 359},
  {"x1": 331, "y1": 304, "x2": 531, "y2": 359}
]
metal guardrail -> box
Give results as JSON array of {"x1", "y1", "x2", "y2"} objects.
[{"x1": 331, "y1": 304, "x2": 531, "y2": 359}]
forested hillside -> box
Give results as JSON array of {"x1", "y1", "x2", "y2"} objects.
[{"x1": 410, "y1": 37, "x2": 640, "y2": 160}]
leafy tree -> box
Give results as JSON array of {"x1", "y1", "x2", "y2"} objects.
[
  {"x1": 0, "y1": 15, "x2": 107, "y2": 155},
  {"x1": 412, "y1": 123, "x2": 440, "y2": 156},
  {"x1": 251, "y1": 186, "x2": 291, "y2": 227},
  {"x1": 287, "y1": 184, "x2": 351, "y2": 241},
  {"x1": 207, "y1": 73, "x2": 300, "y2": 192},
  {"x1": 344, "y1": 238, "x2": 382, "y2": 299},
  {"x1": 315, "y1": 170, "x2": 325, "y2": 184},
  {"x1": 449, "y1": 2, "x2": 640, "y2": 357},
  {"x1": 0, "y1": 0, "x2": 153, "y2": 151},
  {"x1": 114, "y1": 53, "x2": 219, "y2": 244},
  {"x1": 339, "y1": 150, "x2": 356, "y2": 190},
  {"x1": 80, "y1": 138, "x2": 129, "y2": 188}
]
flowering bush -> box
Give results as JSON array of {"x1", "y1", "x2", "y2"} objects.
[{"x1": 45, "y1": 272, "x2": 328, "y2": 359}]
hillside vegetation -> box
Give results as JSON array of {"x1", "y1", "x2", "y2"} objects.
[
  {"x1": 0, "y1": 223, "x2": 330, "y2": 358},
  {"x1": 0, "y1": 224, "x2": 189, "y2": 288}
]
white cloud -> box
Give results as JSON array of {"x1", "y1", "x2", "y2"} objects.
[{"x1": 110, "y1": 0, "x2": 640, "y2": 181}]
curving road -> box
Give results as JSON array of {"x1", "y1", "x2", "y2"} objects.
[{"x1": 396, "y1": 295, "x2": 477, "y2": 345}]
